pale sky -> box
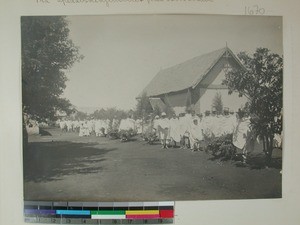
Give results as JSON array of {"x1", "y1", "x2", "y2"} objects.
[{"x1": 62, "y1": 15, "x2": 282, "y2": 111}]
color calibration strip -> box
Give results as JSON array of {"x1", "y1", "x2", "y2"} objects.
[{"x1": 24, "y1": 201, "x2": 174, "y2": 224}]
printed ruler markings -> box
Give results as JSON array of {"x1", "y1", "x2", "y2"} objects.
[{"x1": 24, "y1": 201, "x2": 174, "y2": 224}]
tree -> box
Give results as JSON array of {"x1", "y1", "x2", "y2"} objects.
[
  {"x1": 223, "y1": 48, "x2": 283, "y2": 164},
  {"x1": 22, "y1": 16, "x2": 83, "y2": 145},
  {"x1": 212, "y1": 92, "x2": 223, "y2": 114},
  {"x1": 74, "y1": 111, "x2": 88, "y2": 121},
  {"x1": 91, "y1": 108, "x2": 129, "y2": 120},
  {"x1": 135, "y1": 92, "x2": 153, "y2": 119}
]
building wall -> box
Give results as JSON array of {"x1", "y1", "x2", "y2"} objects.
[
  {"x1": 162, "y1": 90, "x2": 188, "y2": 107},
  {"x1": 194, "y1": 55, "x2": 247, "y2": 114},
  {"x1": 198, "y1": 89, "x2": 246, "y2": 114},
  {"x1": 151, "y1": 53, "x2": 247, "y2": 115}
]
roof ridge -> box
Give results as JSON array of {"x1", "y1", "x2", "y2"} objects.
[
  {"x1": 137, "y1": 47, "x2": 237, "y2": 98},
  {"x1": 190, "y1": 47, "x2": 228, "y2": 88},
  {"x1": 159, "y1": 47, "x2": 228, "y2": 76}
]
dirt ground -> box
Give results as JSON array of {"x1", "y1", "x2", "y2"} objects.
[{"x1": 23, "y1": 128, "x2": 282, "y2": 201}]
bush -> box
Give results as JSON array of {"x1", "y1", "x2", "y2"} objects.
[{"x1": 204, "y1": 134, "x2": 236, "y2": 159}]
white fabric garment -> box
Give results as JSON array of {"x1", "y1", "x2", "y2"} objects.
[
  {"x1": 66, "y1": 120, "x2": 72, "y2": 132},
  {"x1": 135, "y1": 119, "x2": 143, "y2": 134},
  {"x1": 95, "y1": 120, "x2": 103, "y2": 136},
  {"x1": 119, "y1": 118, "x2": 136, "y2": 131},
  {"x1": 169, "y1": 117, "x2": 181, "y2": 142},
  {"x1": 79, "y1": 122, "x2": 90, "y2": 136},
  {"x1": 274, "y1": 133, "x2": 283, "y2": 148},
  {"x1": 232, "y1": 117, "x2": 251, "y2": 150},
  {"x1": 189, "y1": 122, "x2": 204, "y2": 148},
  {"x1": 179, "y1": 114, "x2": 193, "y2": 136},
  {"x1": 59, "y1": 121, "x2": 66, "y2": 130},
  {"x1": 158, "y1": 118, "x2": 170, "y2": 140}
]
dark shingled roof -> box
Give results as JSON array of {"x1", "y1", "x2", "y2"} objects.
[{"x1": 138, "y1": 47, "x2": 238, "y2": 97}]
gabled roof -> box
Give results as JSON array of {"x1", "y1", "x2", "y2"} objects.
[{"x1": 138, "y1": 47, "x2": 243, "y2": 97}]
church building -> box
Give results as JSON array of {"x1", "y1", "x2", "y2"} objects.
[{"x1": 138, "y1": 47, "x2": 247, "y2": 115}]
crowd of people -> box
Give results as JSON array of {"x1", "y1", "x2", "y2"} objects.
[{"x1": 56, "y1": 108, "x2": 259, "y2": 160}]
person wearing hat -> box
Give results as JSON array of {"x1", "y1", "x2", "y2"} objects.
[{"x1": 159, "y1": 112, "x2": 170, "y2": 149}]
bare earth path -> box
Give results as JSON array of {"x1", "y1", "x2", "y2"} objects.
[{"x1": 23, "y1": 128, "x2": 281, "y2": 201}]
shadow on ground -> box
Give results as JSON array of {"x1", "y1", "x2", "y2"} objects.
[
  {"x1": 244, "y1": 153, "x2": 282, "y2": 170},
  {"x1": 208, "y1": 153, "x2": 282, "y2": 170},
  {"x1": 23, "y1": 141, "x2": 116, "y2": 183},
  {"x1": 39, "y1": 128, "x2": 52, "y2": 136}
]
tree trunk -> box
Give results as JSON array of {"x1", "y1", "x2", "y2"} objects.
[
  {"x1": 265, "y1": 135, "x2": 274, "y2": 166},
  {"x1": 262, "y1": 136, "x2": 266, "y2": 153},
  {"x1": 23, "y1": 114, "x2": 28, "y2": 150}
]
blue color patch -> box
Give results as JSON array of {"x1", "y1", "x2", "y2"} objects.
[{"x1": 56, "y1": 210, "x2": 91, "y2": 215}]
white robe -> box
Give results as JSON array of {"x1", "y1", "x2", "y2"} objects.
[
  {"x1": 169, "y1": 118, "x2": 181, "y2": 142},
  {"x1": 232, "y1": 117, "x2": 251, "y2": 150},
  {"x1": 158, "y1": 118, "x2": 170, "y2": 140},
  {"x1": 179, "y1": 114, "x2": 193, "y2": 136},
  {"x1": 189, "y1": 122, "x2": 204, "y2": 148},
  {"x1": 95, "y1": 120, "x2": 102, "y2": 136},
  {"x1": 119, "y1": 118, "x2": 135, "y2": 131},
  {"x1": 135, "y1": 119, "x2": 143, "y2": 134}
]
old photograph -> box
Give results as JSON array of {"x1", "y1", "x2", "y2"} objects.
[{"x1": 22, "y1": 14, "x2": 283, "y2": 201}]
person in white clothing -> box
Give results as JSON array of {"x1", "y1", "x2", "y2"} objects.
[
  {"x1": 189, "y1": 118, "x2": 204, "y2": 151},
  {"x1": 232, "y1": 110, "x2": 253, "y2": 163},
  {"x1": 158, "y1": 112, "x2": 170, "y2": 149},
  {"x1": 181, "y1": 110, "x2": 193, "y2": 149},
  {"x1": 169, "y1": 113, "x2": 181, "y2": 148}
]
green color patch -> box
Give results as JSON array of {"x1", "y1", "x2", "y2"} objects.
[{"x1": 90, "y1": 210, "x2": 125, "y2": 215}]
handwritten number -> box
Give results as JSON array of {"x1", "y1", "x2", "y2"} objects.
[
  {"x1": 36, "y1": 0, "x2": 50, "y2": 3},
  {"x1": 245, "y1": 5, "x2": 265, "y2": 15}
]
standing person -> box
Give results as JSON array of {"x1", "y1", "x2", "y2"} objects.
[
  {"x1": 153, "y1": 115, "x2": 160, "y2": 140},
  {"x1": 181, "y1": 109, "x2": 193, "y2": 149},
  {"x1": 178, "y1": 113, "x2": 186, "y2": 149},
  {"x1": 189, "y1": 118, "x2": 204, "y2": 151},
  {"x1": 169, "y1": 113, "x2": 181, "y2": 148},
  {"x1": 78, "y1": 121, "x2": 84, "y2": 137},
  {"x1": 83, "y1": 121, "x2": 90, "y2": 136},
  {"x1": 232, "y1": 110, "x2": 252, "y2": 164},
  {"x1": 159, "y1": 112, "x2": 170, "y2": 149},
  {"x1": 59, "y1": 120, "x2": 67, "y2": 132},
  {"x1": 112, "y1": 116, "x2": 120, "y2": 132},
  {"x1": 95, "y1": 119, "x2": 102, "y2": 137},
  {"x1": 135, "y1": 117, "x2": 143, "y2": 135}
]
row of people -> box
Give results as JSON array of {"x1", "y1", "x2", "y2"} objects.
[
  {"x1": 151, "y1": 110, "x2": 237, "y2": 150},
  {"x1": 57, "y1": 110, "x2": 281, "y2": 159}
]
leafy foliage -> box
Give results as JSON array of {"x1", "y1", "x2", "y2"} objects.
[
  {"x1": 223, "y1": 48, "x2": 283, "y2": 161},
  {"x1": 22, "y1": 16, "x2": 83, "y2": 122},
  {"x1": 135, "y1": 92, "x2": 153, "y2": 119},
  {"x1": 204, "y1": 134, "x2": 236, "y2": 159},
  {"x1": 73, "y1": 111, "x2": 88, "y2": 121},
  {"x1": 91, "y1": 107, "x2": 130, "y2": 120},
  {"x1": 212, "y1": 92, "x2": 223, "y2": 114}
]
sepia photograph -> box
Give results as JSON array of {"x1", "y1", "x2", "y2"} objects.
[{"x1": 22, "y1": 14, "x2": 283, "y2": 202}]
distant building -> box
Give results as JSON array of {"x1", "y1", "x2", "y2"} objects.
[{"x1": 138, "y1": 47, "x2": 247, "y2": 115}]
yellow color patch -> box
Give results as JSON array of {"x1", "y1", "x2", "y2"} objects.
[{"x1": 125, "y1": 210, "x2": 159, "y2": 215}]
